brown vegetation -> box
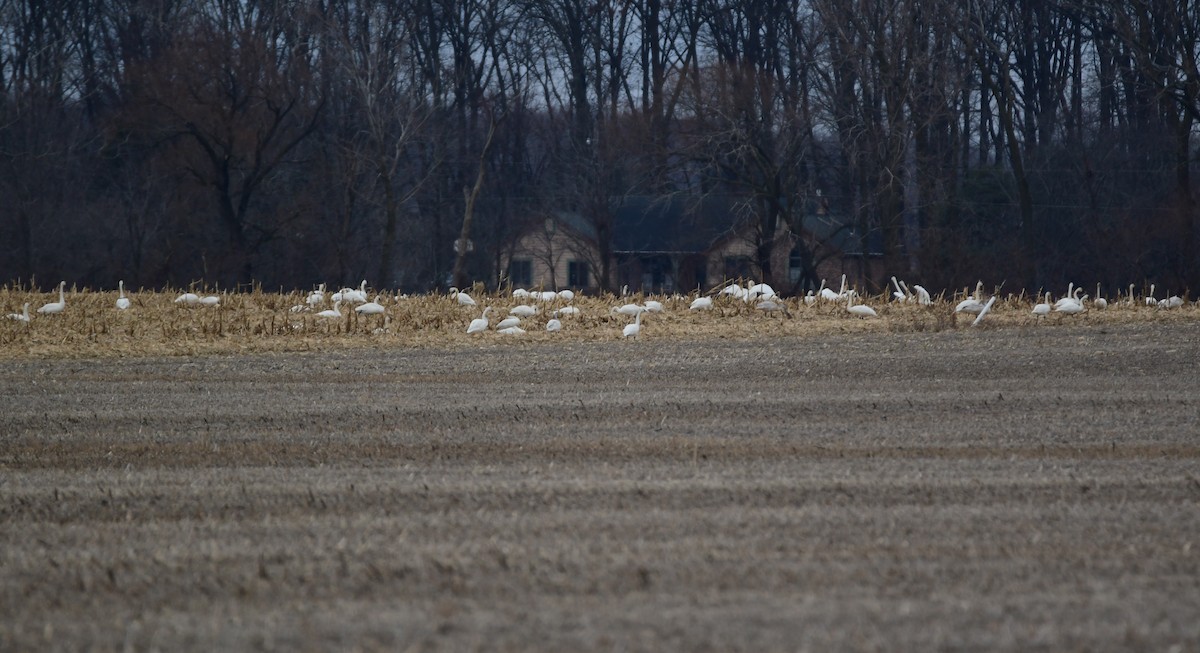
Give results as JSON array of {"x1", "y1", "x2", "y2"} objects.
[{"x1": 1, "y1": 285, "x2": 1195, "y2": 360}]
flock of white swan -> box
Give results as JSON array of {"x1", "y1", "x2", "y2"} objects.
[{"x1": 4, "y1": 274, "x2": 1194, "y2": 338}]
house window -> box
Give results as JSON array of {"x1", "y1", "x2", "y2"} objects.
[
  {"x1": 509, "y1": 259, "x2": 532, "y2": 287},
  {"x1": 568, "y1": 260, "x2": 589, "y2": 288},
  {"x1": 788, "y1": 246, "x2": 804, "y2": 283},
  {"x1": 723, "y1": 256, "x2": 752, "y2": 280}
]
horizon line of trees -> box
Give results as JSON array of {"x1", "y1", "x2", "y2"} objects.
[{"x1": 2, "y1": 0, "x2": 1198, "y2": 295}]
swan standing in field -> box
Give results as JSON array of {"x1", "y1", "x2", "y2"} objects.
[
  {"x1": 613, "y1": 303, "x2": 644, "y2": 317},
  {"x1": 553, "y1": 306, "x2": 580, "y2": 317},
  {"x1": 546, "y1": 318, "x2": 563, "y2": 332},
  {"x1": 316, "y1": 301, "x2": 342, "y2": 319},
  {"x1": 643, "y1": 300, "x2": 664, "y2": 312},
  {"x1": 820, "y1": 277, "x2": 840, "y2": 301},
  {"x1": 690, "y1": 296, "x2": 713, "y2": 310},
  {"x1": 200, "y1": 294, "x2": 220, "y2": 306},
  {"x1": 38, "y1": 282, "x2": 66, "y2": 314},
  {"x1": 955, "y1": 281, "x2": 985, "y2": 314},
  {"x1": 1054, "y1": 290, "x2": 1087, "y2": 316},
  {"x1": 6, "y1": 303, "x2": 31, "y2": 323},
  {"x1": 450, "y1": 287, "x2": 477, "y2": 306},
  {"x1": 509, "y1": 304, "x2": 538, "y2": 318},
  {"x1": 307, "y1": 284, "x2": 326, "y2": 307},
  {"x1": 175, "y1": 292, "x2": 200, "y2": 306},
  {"x1": 846, "y1": 293, "x2": 877, "y2": 318},
  {"x1": 497, "y1": 325, "x2": 525, "y2": 335},
  {"x1": 1032, "y1": 292, "x2": 1052, "y2": 320},
  {"x1": 116, "y1": 280, "x2": 131, "y2": 310},
  {"x1": 911, "y1": 284, "x2": 932, "y2": 305},
  {"x1": 623, "y1": 310, "x2": 644, "y2": 338},
  {"x1": 1094, "y1": 283, "x2": 1107, "y2": 309},
  {"x1": 467, "y1": 307, "x2": 492, "y2": 334},
  {"x1": 342, "y1": 280, "x2": 368, "y2": 304},
  {"x1": 557, "y1": 289, "x2": 575, "y2": 302},
  {"x1": 1145, "y1": 284, "x2": 1157, "y2": 306}
]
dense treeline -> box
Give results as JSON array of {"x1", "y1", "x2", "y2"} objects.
[{"x1": 1, "y1": 0, "x2": 1197, "y2": 294}]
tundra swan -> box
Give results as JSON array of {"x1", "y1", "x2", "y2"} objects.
[
  {"x1": 450, "y1": 287, "x2": 477, "y2": 306},
  {"x1": 546, "y1": 318, "x2": 563, "y2": 332},
  {"x1": 623, "y1": 310, "x2": 643, "y2": 338},
  {"x1": 355, "y1": 296, "x2": 386, "y2": 315},
  {"x1": 175, "y1": 292, "x2": 199, "y2": 305},
  {"x1": 1032, "y1": 293, "x2": 1052, "y2": 319},
  {"x1": 690, "y1": 296, "x2": 713, "y2": 310},
  {"x1": 467, "y1": 307, "x2": 492, "y2": 334},
  {"x1": 38, "y1": 282, "x2": 66, "y2": 314},
  {"x1": 495, "y1": 316, "x2": 521, "y2": 330},
  {"x1": 509, "y1": 305, "x2": 538, "y2": 317},
  {"x1": 846, "y1": 293, "x2": 877, "y2": 318},
  {"x1": 307, "y1": 284, "x2": 326, "y2": 307},
  {"x1": 1094, "y1": 283, "x2": 1107, "y2": 309},
  {"x1": 497, "y1": 325, "x2": 525, "y2": 335},
  {"x1": 6, "y1": 303, "x2": 30, "y2": 323},
  {"x1": 316, "y1": 301, "x2": 342, "y2": 319},
  {"x1": 116, "y1": 280, "x2": 131, "y2": 310}
]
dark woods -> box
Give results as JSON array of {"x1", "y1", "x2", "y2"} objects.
[{"x1": 1, "y1": 0, "x2": 1197, "y2": 294}]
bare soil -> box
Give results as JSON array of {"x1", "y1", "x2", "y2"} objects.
[{"x1": 2, "y1": 322, "x2": 1199, "y2": 652}]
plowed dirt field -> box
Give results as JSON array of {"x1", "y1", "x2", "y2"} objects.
[{"x1": 3, "y1": 322, "x2": 1199, "y2": 651}]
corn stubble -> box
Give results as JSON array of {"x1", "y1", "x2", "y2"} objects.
[{"x1": 0, "y1": 284, "x2": 1193, "y2": 359}]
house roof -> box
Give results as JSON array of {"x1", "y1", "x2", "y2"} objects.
[
  {"x1": 542, "y1": 194, "x2": 880, "y2": 257},
  {"x1": 611, "y1": 195, "x2": 740, "y2": 255}
]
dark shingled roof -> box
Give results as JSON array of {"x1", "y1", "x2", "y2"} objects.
[{"x1": 611, "y1": 195, "x2": 740, "y2": 254}]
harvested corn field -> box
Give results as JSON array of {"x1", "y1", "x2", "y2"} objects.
[{"x1": 2, "y1": 320, "x2": 1199, "y2": 651}]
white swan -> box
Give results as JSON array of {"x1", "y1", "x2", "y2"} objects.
[
  {"x1": 6, "y1": 303, "x2": 30, "y2": 323},
  {"x1": 911, "y1": 284, "x2": 932, "y2": 305},
  {"x1": 891, "y1": 276, "x2": 909, "y2": 302},
  {"x1": 1094, "y1": 283, "x2": 1107, "y2": 309},
  {"x1": 546, "y1": 318, "x2": 563, "y2": 332},
  {"x1": 1158, "y1": 295, "x2": 1184, "y2": 309},
  {"x1": 116, "y1": 280, "x2": 131, "y2": 310},
  {"x1": 1054, "y1": 283, "x2": 1078, "y2": 310},
  {"x1": 343, "y1": 280, "x2": 368, "y2": 304},
  {"x1": 557, "y1": 289, "x2": 575, "y2": 302},
  {"x1": 174, "y1": 292, "x2": 199, "y2": 305},
  {"x1": 955, "y1": 282, "x2": 985, "y2": 314},
  {"x1": 495, "y1": 316, "x2": 521, "y2": 330},
  {"x1": 689, "y1": 296, "x2": 713, "y2": 310},
  {"x1": 747, "y1": 283, "x2": 775, "y2": 301},
  {"x1": 1032, "y1": 292, "x2": 1052, "y2": 319},
  {"x1": 537, "y1": 290, "x2": 558, "y2": 302},
  {"x1": 450, "y1": 287, "x2": 477, "y2": 306},
  {"x1": 623, "y1": 310, "x2": 643, "y2": 338},
  {"x1": 497, "y1": 325, "x2": 525, "y2": 335},
  {"x1": 1145, "y1": 284, "x2": 1156, "y2": 306},
  {"x1": 846, "y1": 293, "x2": 877, "y2": 318},
  {"x1": 553, "y1": 306, "x2": 580, "y2": 317},
  {"x1": 971, "y1": 296, "x2": 997, "y2": 327},
  {"x1": 355, "y1": 296, "x2": 386, "y2": 315},
  {"x1": 307, "y1": 283, "x2": 326, "y2": 307},
  {"x1": 200, "y1": 294, "x2": 220, "y2": 306},
  {"x1": 1054, "y1": 289, "x2": 1086, "y2": 315},
  {"x1": 509, "y1": 304, "x2": 537, "y2": 317},
  {"x1": 512, "y1": 288, "x2": 530, "y2": 298},
  {"x1": 38, "y1": 282, "x2": 66, "y2": 314},
  {"x1": 613, "y1": 303, "x2": 644, "y2": 316},
  {"x1": 819, "y1": 277, "x2": 840, "y2": 301},
  {"x1": 643, "y1": 300, "x2": 664, "y2": 312},
  {"x1": 467, "y1": 307, "x2": 492, "y2": 333},
  {"x1": 316, "y1": 300, "x2": 342, "y2": 319}
]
